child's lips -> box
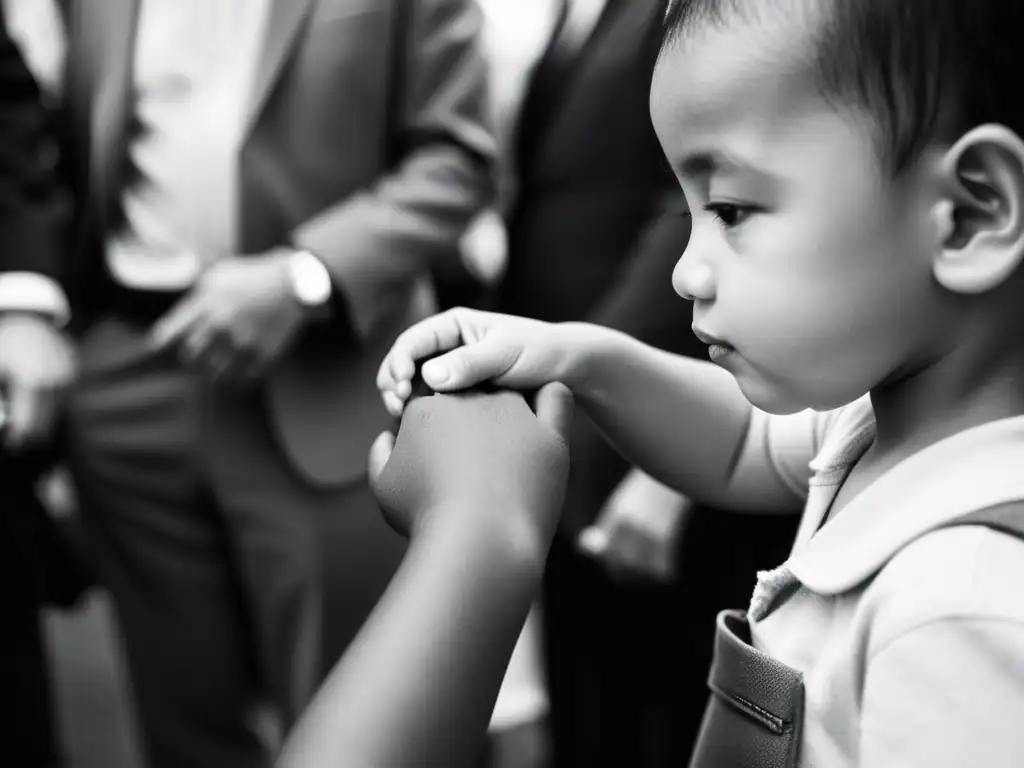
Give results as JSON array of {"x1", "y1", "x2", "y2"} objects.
[
  {"x1": 692, "y1": 325, "x2": 735, "y2": 362},
  {"x1": 691, "y1": 324, "x2": 729, "y2": 347},
  {"x1": 707, "y1": 344, "x2": 735, "y2": 363}
]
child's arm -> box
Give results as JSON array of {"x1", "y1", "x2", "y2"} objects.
[
  {"x1": 565, "y1": 325, "x2": 802, "y2": 512},
  {"x1": 378, "y1": 310, "x2": 805, "y2": 513}
]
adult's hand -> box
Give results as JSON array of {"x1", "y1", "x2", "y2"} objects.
[
  {"x1": 369, "y1": 382, "x2": 574, "y2": 550},
  {"x1": 0, "y1": 312, "x2": 76, "y2": 451},
  {"x1": 577, "y1": 469, "x2": 691, "y2": 585},
  {"x1": 149, "y1": 248, "x2": 314, "y2": 385}
]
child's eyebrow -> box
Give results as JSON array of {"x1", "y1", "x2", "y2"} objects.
[{"x1": 676, "y1": 149, "x2": 761, "y2": 181}]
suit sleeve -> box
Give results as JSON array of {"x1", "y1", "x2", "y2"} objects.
[
  {"x1": 292, "y1": 0, "x2": 497, "y2": 344},
  {"x1": 0, "y1": 10, "x2": 69, "y2": 322}
]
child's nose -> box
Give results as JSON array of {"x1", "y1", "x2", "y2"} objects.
[{"x1": 673, "y1": 253, "x2": 716, "y2": 302}]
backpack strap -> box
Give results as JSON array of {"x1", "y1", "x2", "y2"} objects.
[{"x1": 938, "y1": 499, "x2": 1024, "y2": 542}]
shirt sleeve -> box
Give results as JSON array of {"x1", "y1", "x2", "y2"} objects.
[
  {"x1": 860, "y1": 617, "x2": 1024, "y2": 767},
  {"x1": 0, "y1": 271, "x2": 70, "y2": 326},
  {"x1": 726, "y1": 406, "x2": 831, "y2": 510}
]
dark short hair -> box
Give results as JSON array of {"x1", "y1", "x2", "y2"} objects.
[{"x1": 659, "y1": 0, "x2": 1024, "y2": 175}]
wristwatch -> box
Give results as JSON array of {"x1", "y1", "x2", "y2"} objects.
[{"x1": 286, "y1": 248, "x2": 333, "y2": 319}]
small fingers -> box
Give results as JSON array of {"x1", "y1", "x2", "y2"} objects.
[{"x1": 377, "y1": 309, "x2": 474, "y2": 409}]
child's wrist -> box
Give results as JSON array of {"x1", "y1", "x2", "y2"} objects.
[{"x1": 554, "y1": 322, "x2": 626, "y2": 396}]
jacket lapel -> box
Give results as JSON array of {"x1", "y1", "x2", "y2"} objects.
[{"x1": 243, "y1": 0, "x2": 315, "y2": 133}]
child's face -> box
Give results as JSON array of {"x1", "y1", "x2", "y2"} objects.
[{"x1": 650, "y1": 13, "x2": 953, "y2": 414}]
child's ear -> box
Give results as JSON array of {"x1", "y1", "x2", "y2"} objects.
[{"x1": 931, "y1": 124, "x2": 1024, "y2": 294}]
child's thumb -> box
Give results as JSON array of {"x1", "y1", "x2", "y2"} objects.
[
  {"x1": 420, "y1": 342, "x2": 508, "y2": 391},
  {"x1": 533, "y1": 382, "x2": 574, "y2": 442}
]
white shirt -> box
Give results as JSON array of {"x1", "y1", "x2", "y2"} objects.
[
  {"x1": 109, "y1": 0, "x2": 271, "y2": 289},
  {"x1": 734, "y1": 397, "x2": 1024, "y2": 766},
  {"x1": 0, "y1": 0, "x2": 271, "y2": 320},
  {"x1": 475, "y1": 0, "x2": 561, "y2": 206},
  {"x1": 458, "y1": 0, "x2": 562, "y2": 291}
]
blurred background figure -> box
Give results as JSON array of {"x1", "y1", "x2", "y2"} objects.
[
  {"x1": 0, "y1": 7, "x2": 90, "y2": 766},
  {"x1": 4, "y1": 2, "x2": 494, "y2": 768}
]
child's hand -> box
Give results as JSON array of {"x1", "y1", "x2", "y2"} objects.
[
  {"x1": 368, "y1": 383, "x2": 574, "y2": 545},
  {"x1": 376, "y1": 308, "x2": 577, "y2": 417}
]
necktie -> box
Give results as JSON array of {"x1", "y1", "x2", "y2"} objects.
[{"x1": 516, "y1": 0, "x2": 611, "y2": 163}]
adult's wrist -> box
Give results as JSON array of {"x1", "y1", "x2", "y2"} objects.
[
  {"x1": 282, "y1": 247, "x2": 333, "y2": 323},
  {"x1": 412, "y1": 499, "x2": 550, "y2": 580}
]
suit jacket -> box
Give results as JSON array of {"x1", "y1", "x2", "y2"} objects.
[
  {"x1": 0, "y1": 14, "x2": 74, "y2": 763},
  {"x1": 0, "y1": 7, "x2": 65, "y2": 276},
  {"x1": 58, "y1": 0, "x2": 496, "y2": 487},
  {"x1": 497, "y1": 0, "x2": 677, "y2": 324}
]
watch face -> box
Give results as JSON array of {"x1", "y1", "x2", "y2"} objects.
[{"x1": 291, "y1": 251, "x2": 331, "y2": 305}]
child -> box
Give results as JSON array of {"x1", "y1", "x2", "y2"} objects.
[{"x1": 376, "y1": 0, "x2": 1024, "y2": 764}]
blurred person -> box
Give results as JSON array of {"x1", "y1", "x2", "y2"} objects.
[
  {"x1": 0, "y1": 6, "x2": 89, "y2": 765},
  {"x1": 4, "y1": 2, "x2": 495, "y2": 767}
]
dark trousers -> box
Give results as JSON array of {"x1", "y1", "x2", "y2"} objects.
[
  {"x1": 63, "y1": 315, "x2": 407, "y2": 768},
  {"x1": 0, "y1": 465, "x2": 58, "y2": 768}
]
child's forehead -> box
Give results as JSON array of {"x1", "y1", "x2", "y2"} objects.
[{"x1": 653, "y1": 9, "x2": 824, "y2": 128}]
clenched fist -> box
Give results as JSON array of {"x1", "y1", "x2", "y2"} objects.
[{"x1": 0, "y1": 313, "x2": 76, "y2": 450}]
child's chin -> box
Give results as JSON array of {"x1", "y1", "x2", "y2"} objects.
[{"x1": 735, "y1": 377, "x2": 812, "y2": 416}]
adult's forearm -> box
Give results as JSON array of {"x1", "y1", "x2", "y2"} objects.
[
  {"x1": 292, "y1": 143, "x2": 493, "y2": 344},
  {"x1": 278, "y1": 504, "x2": 546, "y2": 768}
]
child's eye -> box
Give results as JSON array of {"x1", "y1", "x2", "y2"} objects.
[{"x1": 703, "y1": 203, "x2": 754, "y2": 229}]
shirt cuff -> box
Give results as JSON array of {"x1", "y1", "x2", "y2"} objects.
[{"x1": 0, "y1": 272, "x2": 71, "y2": 328}]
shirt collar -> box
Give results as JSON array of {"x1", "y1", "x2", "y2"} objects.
[{"x1": 788, "y1": 411, "x2": 1024, "y2": 595}]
